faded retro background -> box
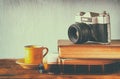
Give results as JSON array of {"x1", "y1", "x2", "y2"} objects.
[{"x1": 0, "y1": 0, "x2": 120, "y2": 58}]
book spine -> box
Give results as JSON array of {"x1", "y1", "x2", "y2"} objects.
[{"x1": 59, "y1": 46, "x2": 120, "y2": 59}]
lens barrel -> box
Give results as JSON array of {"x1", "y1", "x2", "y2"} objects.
[{"x1": 68, "y1": 23, "x2": 90, "y2": 44}]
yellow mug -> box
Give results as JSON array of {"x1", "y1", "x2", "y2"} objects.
[{"x1": 24, "y1": 45, "x2": 48, "y2": 64}]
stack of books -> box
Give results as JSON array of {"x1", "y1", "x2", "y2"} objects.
[{"x1": 57, "y1": 40, "x2": 120, "y2": 74}]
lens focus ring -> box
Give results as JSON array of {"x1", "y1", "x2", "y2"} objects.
[{"x1": 68, "y1": 23, "x2": 90, "y2": 44}]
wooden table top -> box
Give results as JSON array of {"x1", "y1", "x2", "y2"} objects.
[{"x1": 0, "y1": 59, "x2": 120, "y2": 79}]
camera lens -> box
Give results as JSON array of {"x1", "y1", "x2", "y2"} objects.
[{"x1": 68, "y1": 23, "x2": 90, "y2": 44}]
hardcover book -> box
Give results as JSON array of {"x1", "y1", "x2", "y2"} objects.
[
  {"x1": 58, "y1": 58, "x2": 119, "y2": 74},
  {"x1": 58, "y1": 40, "x2": 120, "y2": 59}
]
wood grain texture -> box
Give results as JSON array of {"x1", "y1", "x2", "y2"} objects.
[{"x1": 0, "y1": 59, "x2": 120, "y2": 79}]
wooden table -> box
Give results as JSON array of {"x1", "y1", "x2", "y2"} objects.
[{"x1": 0, "y1": 59, "x2": 120, "y2": 79}]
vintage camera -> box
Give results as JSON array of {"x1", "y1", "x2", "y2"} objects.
[{"x1": 68, "y1": 11, "x2": 111, "y2": 44}]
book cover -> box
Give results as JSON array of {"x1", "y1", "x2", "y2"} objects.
[{"x1": 58, "y1": 40, "x2": 120, "y2": 59}]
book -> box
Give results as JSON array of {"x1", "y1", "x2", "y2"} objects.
[
  {"x1": 57, "y1": 58, "x2": 120, "y2": 74},
  {"x1": 59, "y1": 58, "x2": 115, "y2": 65},
  {"x1": 58, "y1": 40, "x2": 120, "y2": 59}
]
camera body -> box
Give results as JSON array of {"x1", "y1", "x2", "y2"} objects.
[{"x1": 68, "y1": 11, "x2": 111, "y2": 44}]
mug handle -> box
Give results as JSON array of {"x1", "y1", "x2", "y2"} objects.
[{"x1": 42, "y1": 47, "x2": 48, "y2": 57}]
